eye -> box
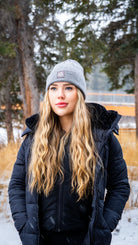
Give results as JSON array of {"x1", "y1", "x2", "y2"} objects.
[
  {"x1": 65, "y1": 86, "x2": 73, "y2": 90},
  {"x1": 49, "y1": 86, "x2": 57, "y2": 91}
]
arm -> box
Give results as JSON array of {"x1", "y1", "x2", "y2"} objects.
[
  {"x1": 104, "y1": 133, "x2": 130, "y2": 231},
  {"x1": 8, "y1": 137, "x2": 28, "y2": 233}
]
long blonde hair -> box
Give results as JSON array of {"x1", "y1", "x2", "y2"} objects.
[{"x1": 29, "y1": 89, "x2": 98, "y2": 199}]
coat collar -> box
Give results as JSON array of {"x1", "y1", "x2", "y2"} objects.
[{"x1": 22, "y1": 103, "x2": 121, "y2": 137}]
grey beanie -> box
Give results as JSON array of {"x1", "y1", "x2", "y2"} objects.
[{"x1": 46, "y1": 59, "x2": 86, "y2": 98}]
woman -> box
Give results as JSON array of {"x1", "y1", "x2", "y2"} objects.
[{"x1": 8, "y1": 59, "x2": 130, "y2": 245}]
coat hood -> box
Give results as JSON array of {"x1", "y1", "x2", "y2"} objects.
[
  {"x1": 87, "y1": 103, "x2": 121, "y2": 134},
  {"x1": 22, "y1": 103, "x2": 121, "y2": 137},
  {"x1": 22, "y1": 113, "x2": 39, "y2": 136}
]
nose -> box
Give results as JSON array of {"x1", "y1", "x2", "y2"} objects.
[{"x1": 57, "y1": 87, "x2": 65, "y2": 99}]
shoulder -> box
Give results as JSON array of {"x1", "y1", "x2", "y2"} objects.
[{"x1": 108, "y1": 133, "x2": 123, "y2": 160}]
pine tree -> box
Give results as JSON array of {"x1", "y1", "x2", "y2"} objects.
[
  {"x1": 98, "y1": 0, "x2": 138, "y2": 135},
  {"x1": 63, "y1": 0, "x2": 103, "y2": 74}
]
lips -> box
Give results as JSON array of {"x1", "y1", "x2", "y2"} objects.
[{"x1": 56, "y1": 102, "x2": 68, "y2": 108}]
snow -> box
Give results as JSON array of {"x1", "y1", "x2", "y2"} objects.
[
  {"x1": 111, "y1": 208, "x2": 138, "y2": 245},
  {"x1": 0, "y1": 221, "x2": 21, "y2": 245},
  {"x1": 0, "y1": 126, "x2": 23, "y2": 145}
]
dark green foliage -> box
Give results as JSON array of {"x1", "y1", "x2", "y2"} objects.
[
  {"x1": 64, "y1": 0, "x2": 137, "y2": 92},
  {"x1": 0, "y1": 41, "x2": 16, "y2": 58},
  {"x1": 99, "y1": 0, "x2": 138, "y2": 92},
  {"x1": 63, "y1": 0, "x2": 104, "y2": 77}
]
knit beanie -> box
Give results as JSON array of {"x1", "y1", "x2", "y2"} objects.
[{"x1": 46, "y1": 59, "x2": 86, "y2": 98}]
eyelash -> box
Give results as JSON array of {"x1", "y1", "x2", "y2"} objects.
[
  {"x1": 65, "y1": 86, "x2": 73, "y2": 90},
  {"x1": 50, "y1": 87, "x2": 56, "y2": 90}
]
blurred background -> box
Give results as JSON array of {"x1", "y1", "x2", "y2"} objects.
[{"x1": 0, "y1": 0, "x2": 138, "y2": 244}]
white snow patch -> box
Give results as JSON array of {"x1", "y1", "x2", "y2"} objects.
[
  {"x1": 0, "y1": 220, "x2": 21, "y2": 245},
  {"x1": 112, "y1": 208, "x2": 138, "y2": 245},
  {"x1": 0, "y1": 127, "x2": 23, "y2": 145}
]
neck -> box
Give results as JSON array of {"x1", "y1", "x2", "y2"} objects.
[{"x1": 59, "y1": 114, "x2": 73, "y2": 132}]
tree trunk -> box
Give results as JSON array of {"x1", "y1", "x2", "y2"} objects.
[
  {"x1": 135, "y1": 53, "x2": 138, "y2": 137},
  {"x1": 16, "y1": 49, "x2": 28, "y2": 122},
  {"x1": 5, "y1": 79, "x2": 14, "y2": 143},
  {"x1": 15, "y1": 0, "x2": 40, "y2": 119}
]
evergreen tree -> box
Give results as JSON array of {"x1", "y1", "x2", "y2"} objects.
[
  {"x1": 98, "y1": 0, "x2": 138, "y2": 135},
  {"x1": 0, "y1": 1, "x2": 19, "y2": 142},
  {"x1": 63, "y1": 0, "x2": 103, "y2": 74}
]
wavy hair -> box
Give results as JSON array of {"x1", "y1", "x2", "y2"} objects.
[{"x1": 28, "y1": 89, "x2": 99, "y2": 199}]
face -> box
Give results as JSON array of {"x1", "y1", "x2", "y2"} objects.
[{"x1": 48, "y1": 82, "x2": 78, "y2": 118}]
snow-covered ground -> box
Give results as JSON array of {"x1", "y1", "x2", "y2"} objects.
[
  {"x1": 0, "y1": 221, "x2": 21, "y2": 245},
  {"x1": 111, "y1": 208, "x2": 138, "y2": 245},
  {"x1": 0, "y1": 126, "x2": 23, "y2": 145}
]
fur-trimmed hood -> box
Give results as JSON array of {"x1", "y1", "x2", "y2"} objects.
[{"x1": 22, "y1": 103, "x2": 121, "y2": 137}]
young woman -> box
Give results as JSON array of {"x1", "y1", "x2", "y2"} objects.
[{"x1": 8, "y1": 59, "x2": 130, "y2": 245}]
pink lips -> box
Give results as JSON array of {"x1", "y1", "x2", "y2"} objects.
[{"x1": 56, "y1": 102, "x2": 68, "y2": 108}]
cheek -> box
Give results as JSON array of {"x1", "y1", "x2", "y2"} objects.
[
  {"x1": 71, "y1": 92, "x2": 78, "y2": 104},
  {"x1": 69, "y1": 93, "x2": 78, "y2": 110}
]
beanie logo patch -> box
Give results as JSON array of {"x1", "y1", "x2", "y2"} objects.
[{"x1": 57, "y1": 71, "x2": 65, "y2": 78}]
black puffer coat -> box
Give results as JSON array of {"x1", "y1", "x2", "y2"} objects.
[{"x1": 8, "y1": 103, "x2": 130, "y2": 245}]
